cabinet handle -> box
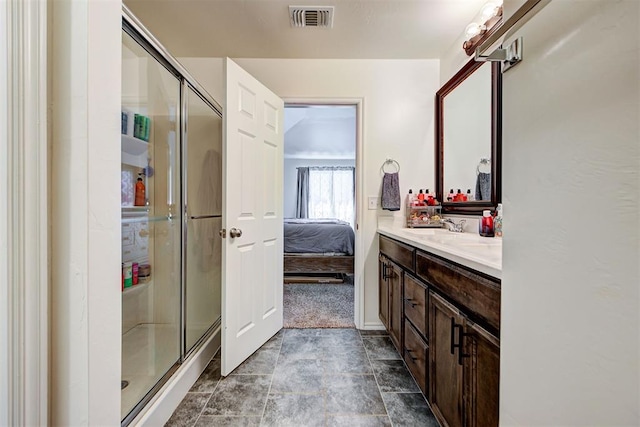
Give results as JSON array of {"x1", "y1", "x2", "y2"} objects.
[
  {"x1": 405, "y1": 298, "x2": 418, "y2": 308},
  {"x1": 383, "y1": 264, "x2": 392, "y2": 280},
  {"x1": 455, "y1": 324, "x2": 471, "y2": 366},
  {"x1": 450, "y1": 317, "x2": 457, "y2": 355}
]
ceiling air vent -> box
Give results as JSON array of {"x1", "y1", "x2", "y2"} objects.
[{"x1": 289, "y1": 6, "x2": 334, "y2": 28}]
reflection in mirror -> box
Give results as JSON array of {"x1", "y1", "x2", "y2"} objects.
[
  {"x1": 443, "y1": 63, "x2": 491, "y2": 201},
  {"x1": 435, "y1": 59, "x2": 501, "y2": 214}
]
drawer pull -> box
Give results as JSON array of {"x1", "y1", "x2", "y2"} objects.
[
  {"x1": 404, "y1": 348, "x2": 418, "y2": 362},
  {"x1": 405, "y1": 298, "x2": 418, "y2": 308}
]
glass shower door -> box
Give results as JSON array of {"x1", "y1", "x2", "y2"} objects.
[
  {"x1": 184, "y1": 85, "x2": 223, "y2": 352},
  {"x1": 121, "y1": 29, "x2": 182, "y2": 420}
]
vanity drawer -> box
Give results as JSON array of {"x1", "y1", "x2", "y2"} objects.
[
  {"x1": 416, "y1": 250, "x2": 501, "y2": 333},
  {"x1": 404, "y1": 320, "x2": 428, "y2": 397},
  {"x1": 404, "y1": 273, "x2": 428, "y2": 339},
  {"x1": 379, "y1": 235, "x2": 415, "y2": 272}
]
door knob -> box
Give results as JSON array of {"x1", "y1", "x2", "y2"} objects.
[{"x1": 229, "y1": 227, "x2": 242, "y2": 238}]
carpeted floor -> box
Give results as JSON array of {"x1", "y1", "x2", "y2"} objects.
[{"x1": 283, "y1": 280, "x2": 355, "y2": 328}]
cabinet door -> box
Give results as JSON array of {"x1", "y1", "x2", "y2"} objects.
[
  {"x1": 430, "y1": 291, "x2": 464, "y2": 427},
  {"x1": 388, "y1": 260, "x2": 403, "y2": 352},
  {"x1": 378, "y1": 255, "x2": 390, "y2": 330},
  {"x1": 464, "y1": 321, "x2": 500, "y2": 427}
]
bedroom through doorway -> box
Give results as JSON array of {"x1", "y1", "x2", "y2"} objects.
[{"x1": 282, "y1": 104, "x2": 357, "y2": 328}]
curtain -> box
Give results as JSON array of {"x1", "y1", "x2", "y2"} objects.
[
  {"x1": 295, "y1": 167, "x2": 309, "y2": 218},
  {"x1": 308, "y1": 166, "x2": 355, "y2": 228}
]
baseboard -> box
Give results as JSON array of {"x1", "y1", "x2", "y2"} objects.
[
  {"x1": 361, "y1": 321, "x2": 386, "y2": 330},
  {"x1": 131, "y1": 327, "x2": 221, "y2": 427}
]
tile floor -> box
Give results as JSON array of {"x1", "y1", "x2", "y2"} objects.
[{"x1": 165, "y1": 328, "x2": 440, "y2": 427}]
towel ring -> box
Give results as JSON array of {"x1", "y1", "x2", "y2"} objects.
[
  {"x1": 476, "y1": 157, "x2": 491, "y2": 175},
  {"x1": 381, "y1": 159, "x2": 400, "y2": 174}
]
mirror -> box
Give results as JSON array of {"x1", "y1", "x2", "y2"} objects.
[{"x1": 435, "y1": 59, "x2": 501, "y2": 214}]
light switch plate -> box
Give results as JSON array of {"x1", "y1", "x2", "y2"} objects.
[{"x1": 368, "y1": 196, "x2": 380, "y2": 210}]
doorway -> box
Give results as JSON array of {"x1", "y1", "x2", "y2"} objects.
[{"x1": 282, "y1": 103, "x2": 360, "y2": 328}]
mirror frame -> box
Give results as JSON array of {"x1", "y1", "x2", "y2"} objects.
[{"x1": 435, "y1": 59, "x2": 502, "y2": 215}]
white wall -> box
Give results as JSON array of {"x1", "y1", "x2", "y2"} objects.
[
  {"x1": 179, "y1": 57, "x2": 439, "y2": 327},
  {"x1": 284, "y1": 158, "x2": 356, "y2": 219},
  {"x1": 500, "y1": 0, "x2": 639, "y2": 425},
  {"x1": 50, "y1": 0, "x2": 122, "y2": 425}
]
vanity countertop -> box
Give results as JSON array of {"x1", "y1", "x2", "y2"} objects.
[{"x1": 377, "y1": 222, "x2": 502, "y2": 279}]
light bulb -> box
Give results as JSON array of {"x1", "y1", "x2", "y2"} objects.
[
  {"x1": 465, "y1": 23, "x2": 485, "y2": 39},
  {"x1": 481, "y1": 1, "x2": 501, "y2": 22}
]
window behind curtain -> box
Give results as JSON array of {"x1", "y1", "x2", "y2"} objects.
[{"x1": 308, "y1": 166, "x2": 354, "y2": 228}]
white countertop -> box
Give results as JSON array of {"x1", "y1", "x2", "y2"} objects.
[{"x1": 377, "y1": 221, "x2": 502, "y2": 279}]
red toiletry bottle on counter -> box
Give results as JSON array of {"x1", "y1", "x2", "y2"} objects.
[{"x1": 479, "y1": 210, "x2": 495, "y2": 237}]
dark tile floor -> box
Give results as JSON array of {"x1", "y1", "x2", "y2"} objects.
[{"x1": 166, "y1": 328, "x2": 440, "y2": 427}]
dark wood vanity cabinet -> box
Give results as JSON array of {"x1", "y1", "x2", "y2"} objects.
[
  {"x1": 378, "y1": 234, "x2": 500, "y2": 427},
  {"x1": 379, "y1": 252, "x2": 403, "y2": 352},
  {"x1": 463, "y1": 320, "x2": 500, "y2": 427},
  {"x1": 430, "y1": 291, "x2": 465, "y2": 427},
  {"x1": 388, "y1": 261, "x2": 403, "y2": 352},
  {"x1": 378, "y1": 254, "x2": 390, "y2": 331},
  {"x1": 429, "y1": 294, "x2": 500, "y2": 427}
]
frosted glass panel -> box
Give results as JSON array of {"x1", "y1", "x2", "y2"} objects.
[{"x1": 185, "y1": 87, "x2": 222, "y2": 352}]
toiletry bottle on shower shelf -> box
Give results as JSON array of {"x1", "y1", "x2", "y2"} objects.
[
  {"x1": 479, "y1": 210, "x2": 495, "y2": 237},
  {"x1": 417, "y1": 189, "x2": 425, "y2": 205},
  {"x1": 135, "y1": 174, "x2": 146, "y2": 206},
  {"x1": 466, "y1": 189, "x2": 474, "y2": 201},
  {"x1": 447, "y1": 189, "x2": 455, "y2": 202}
]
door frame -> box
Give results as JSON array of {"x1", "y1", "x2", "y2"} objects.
[
  {"x1": 283, "y1": 98, "x2": 365, "y2": 329},
  {"x1": 2, "y1": 0, "x2": 49, "y2": 425}
]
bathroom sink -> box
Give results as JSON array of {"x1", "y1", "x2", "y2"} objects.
[{"x1": 401, "y1": 228, "x2": 437, "y2": 236}]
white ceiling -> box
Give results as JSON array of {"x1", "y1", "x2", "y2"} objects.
[
  {"x1": 284, "y1": 105, "x2": 356, "y2": 159},
  {"x1": 124, "y1": 0, "x2": 487, "y2": 59}
]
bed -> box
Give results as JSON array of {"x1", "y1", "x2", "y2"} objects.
[{"x1": 283, "y1": 218, "x2": 355, "y2": 278}]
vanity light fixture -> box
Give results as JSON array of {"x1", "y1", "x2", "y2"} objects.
[{"x1": 462, "y1": 1, "x2": 504, "y2": 56}]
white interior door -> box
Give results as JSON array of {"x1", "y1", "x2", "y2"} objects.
[{"x1": 222, "y1": 58, "x2": 284, "y2": 376}]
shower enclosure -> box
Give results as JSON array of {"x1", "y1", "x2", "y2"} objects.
[{"x1": 120, "y1": 11, "x2": 222, "y2": 424}]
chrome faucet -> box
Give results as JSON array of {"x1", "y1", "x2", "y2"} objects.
[{"x1": 442, "y1": 218, "x2": 466, "y2": 233}]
